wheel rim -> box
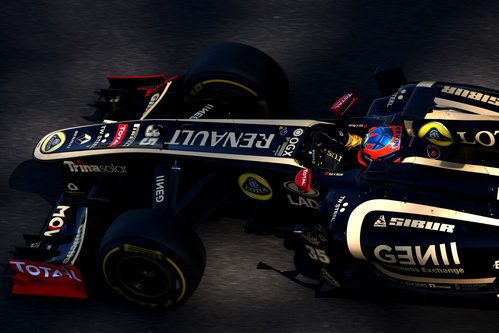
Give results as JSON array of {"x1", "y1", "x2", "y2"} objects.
[{"x1": 116, "y1": 256, "x2": 172, "y2": 298}]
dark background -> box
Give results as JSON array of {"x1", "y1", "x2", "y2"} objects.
[{"x1": 2, "y1": 1, "x2": 499, "y2": 332}]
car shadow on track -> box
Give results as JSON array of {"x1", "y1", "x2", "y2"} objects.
[{"x1": 8, "y1": 160, "x2": 64, "y2": 205}]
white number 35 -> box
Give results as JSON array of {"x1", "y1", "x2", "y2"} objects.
[{"x1": 305, "y1": 245, "x2": 330, "y2": 264}]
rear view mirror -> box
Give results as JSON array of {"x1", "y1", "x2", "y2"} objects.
[
  {"x1": 331, "y1": 93, "x2": 357, "y2": 117},
  {"x1": 295, "y1": 168, "x2": 312, "y2": 193}
]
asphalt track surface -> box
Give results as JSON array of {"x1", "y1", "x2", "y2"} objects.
[{"x1": 2, "y1": 1, "x2": 499, "y2": 332}]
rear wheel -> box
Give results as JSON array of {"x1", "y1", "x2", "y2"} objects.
[
  {"x1": 183, "y1": 42, "x2": 289, "y2": 118},
  {"x1": 98, "y1": 209, "x2": 205, "y2": 308}
]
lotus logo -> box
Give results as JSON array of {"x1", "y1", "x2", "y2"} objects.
[
  {"x1": 243, "y1": 177, "x2": 270, "y2": 195},
  {"x1": 238, "y1": 173, "x2": 272, "y2": 201},
  {"x1": 418, "y1": 122, "x2": 453, "y2": 146},
  {"x1": 247, "y1": 178, "x2": 261, "y2": 189},
  {"x1": 41, "y1": 132, "x2": 66, "y2": 153}
]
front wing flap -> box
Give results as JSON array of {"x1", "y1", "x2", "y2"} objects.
[
  {"x1": 9, "y1": 259, "x2": 87, "y2": 299},
  {"x1": 95, "y1": 74, "x2": 181, "y2": 122},
  {"x1": 11, "y1": 196, "x2": 89, "y2": 298}
]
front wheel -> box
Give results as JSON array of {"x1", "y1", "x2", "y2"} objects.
[
  {"x1": 183, "y1": 42, "x2": 289, "y2": 118},
  {"x1": 98, "y1": 209, "x2": 206, "y2": 309}
]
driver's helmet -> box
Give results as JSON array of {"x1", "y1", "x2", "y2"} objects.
[{"x1": 358, "y1": 125, "x2": 402, "y2": 166}]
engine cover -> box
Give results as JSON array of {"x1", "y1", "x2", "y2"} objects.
[{"x1": 326, "y1": 187, "x2": 499, "y2": 293}]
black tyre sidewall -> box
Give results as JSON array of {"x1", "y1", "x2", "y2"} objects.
[
  {"x1": 99, "y1": 209, "x2": 206, "y2": 308},
  {"x1": 101, "y1": 239, "x2": 194, "y2": 308},
  {"x1": 184, "y1": 42, "x2": 289, "y2": 116}
]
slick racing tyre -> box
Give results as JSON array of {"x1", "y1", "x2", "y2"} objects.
[
  {"x1": 183, "y1": 42, "x2": 289, "y2": 118},
  {"x1": 98, "y1": 209, "x2": 206, "y2": 309}
]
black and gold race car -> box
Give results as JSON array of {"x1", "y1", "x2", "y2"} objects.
[{"x1": 10, "y1": 42, "x2": 499, "y2": 308}]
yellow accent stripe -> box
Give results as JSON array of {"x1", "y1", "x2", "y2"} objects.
[
  {"x1": 200, "y1": 79, "x2": 258, "y2": 97},
  {"x1": 34, "y1": 146, "x2": 303, "y2": 168},
  {"x1": 123, "y1": 244, "x2": 163, "y2": 260},
  {"x1": 374, "y1": 263, "x2": 496, "y2": 284},
  {"x1": 416, "y1": 81, "x2": 436, "y2": 88},
  {"x1": 425, "y1": 109, "x2": 499, "y2": 121},
  {"x1": 165, "y1": 257, "x2": 187, "y2": 302},
  {"x1": 434, "y1": 97, "x2": 499, "y2": 116},
  {"x1": 102, "y1": 246, "x2": 187, "y2": 303},
  {"x1": 402, "y1": 156, "x2": 499, "y2": 176},
  {"x1": 102, "y1": 247, "x2": 121, "y2": 287}
]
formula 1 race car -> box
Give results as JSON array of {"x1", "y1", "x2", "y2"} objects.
[{"x1": 9, "y1": 43, "x2": 499, "y2": 309}]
